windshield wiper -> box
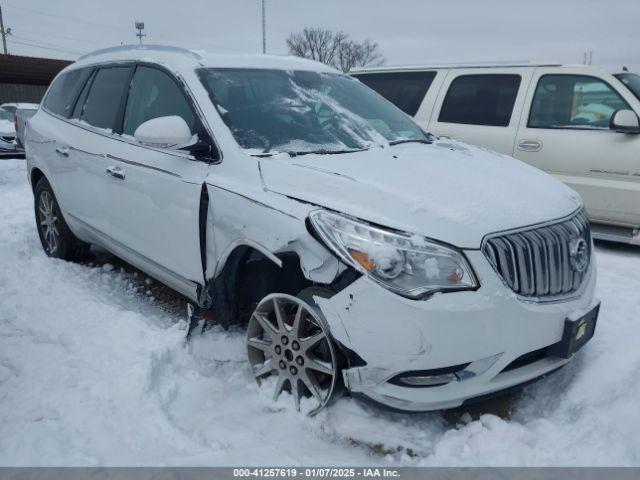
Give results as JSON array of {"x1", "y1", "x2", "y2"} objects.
[
  {"x1": 388, "y1": 138, "x2": 433, "y2": 146},
  {"x1": 286, "y1": 147, "x2": 368, "y2": 157}
]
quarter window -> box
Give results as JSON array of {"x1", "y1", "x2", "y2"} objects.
[
  {"x1": 123, "y1": 66, "x2": 196, "y2": 136},
  {"x1": 80, "y1": 66, "x2": 133, "y2": 130},
  {"x1": 352, "y1": 71, "x2": 436, "y2": 116},
  {"x1": 529, "y1": 75, "x2": 630, "y2": 129},
  {"x1": 43, "y1": 68, "x2": 92, "y2": 117},
  {"x1": 438, "y1": 74, "x2": 521, "y2": 127}
]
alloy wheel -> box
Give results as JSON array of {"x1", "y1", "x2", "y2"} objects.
[
  {"x1": 38, "y1": 190, "x2": 59, "y2": 255},
  {"x1": 246, "y1": 293, "x2": 338, "y2": 415}
]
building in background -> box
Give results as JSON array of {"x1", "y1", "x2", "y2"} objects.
[{"x1": 0, "y1": 54, "x2": 72, "y2": 104}]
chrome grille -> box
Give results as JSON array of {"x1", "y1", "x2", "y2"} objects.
[{"x1": 483, "y1": 209, "x2": 591, "y2": 299}]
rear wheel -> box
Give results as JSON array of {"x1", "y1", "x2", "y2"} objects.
[
  {"x1": 246, "y1": 293, "x2": 338, "y2": 415},
  {"x1": 34, "y1": 177, "x2": 90, "y2": 261}
]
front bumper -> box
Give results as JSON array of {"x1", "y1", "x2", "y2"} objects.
[
  {"x1": 0, "y1": 137, "x2": 22, "y2": 157},
  {"x1": 314, "y1": 250, "x2": 597, "y2": 412}
]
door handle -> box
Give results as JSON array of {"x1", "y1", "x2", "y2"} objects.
[
  {"x1": 106, "y1": 166, "x2": 125, "y2": 180},
  {"x1": 55, "y1": 146, "x2": 69, "y2": 157},
  {"x1": 517, "y1": 139, "x2": 543, "y2": 152}
]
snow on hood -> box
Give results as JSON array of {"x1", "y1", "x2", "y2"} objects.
[{"x1": 258, "y1": 140, "x2": 582, "y2": 249}]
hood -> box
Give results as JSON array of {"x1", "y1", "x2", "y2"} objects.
[{"x1": 258, "y1": 140, "x2": 582, "y2": 249}]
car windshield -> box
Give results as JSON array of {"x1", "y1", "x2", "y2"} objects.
[
  {"x1": 0, "y1": 108, "x2": 13, "y2": 121},
  {"x1": 615, "y1": 73, "x2": 640, "y2": 101},
  {"x1": 198, "y1": 68, "x2": 430, "y2": 155}
]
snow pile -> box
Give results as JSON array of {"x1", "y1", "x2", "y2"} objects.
[{"x1": 1, "y1": 159, "x2": 639, "y2": 466}]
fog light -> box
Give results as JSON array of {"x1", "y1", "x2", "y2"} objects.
[{"x1": 396, "y1": 373, "x2": 457, "y2": 387}]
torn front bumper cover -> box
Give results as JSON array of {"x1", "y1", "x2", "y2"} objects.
[{"x1": 313, "y1": 250, "x2": 597, "y2": 412}]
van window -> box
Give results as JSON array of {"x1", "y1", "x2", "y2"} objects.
[
  {"x1": 80, "y1": 66, "x2": 132, "y2": 131},
  {"x1": 123, "y1": 66, "x2": 196, "y2": 136},
  {"x1": 615, "y1": 73, "x2": 640, "y2": 102},
  {"x1": 438, "y1": 74, "x2": 521, "y2": 127},
  {"x1": 529, "y1": 75, "x2": 630, "y2": 129},
  {"x1": 43, "y1": 68, "x2": 92, "y2": 118},
  {"x1": 352, "y1": 71, "x2": 436, "y2": 116}
]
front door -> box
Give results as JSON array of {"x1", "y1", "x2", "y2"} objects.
[
  {"x1": 514, "y1": 68, "x2": 640, "y2": 227},
  {"x1": 101, "y1": 65, "x2": 213, "y2": 293}
]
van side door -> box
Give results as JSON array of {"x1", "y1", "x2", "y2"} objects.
[
  {"x1": 427, "y1": 68, "x2": 532, "y2": 155},
  {"x1": 514, "y1": 67, "x2": 640, "y2": 228}
]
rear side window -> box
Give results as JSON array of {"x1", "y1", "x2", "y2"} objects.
[
  {"x1": 529, "y1": 75, "x2": 629, "y2": 129},
  {"x1": 353, "y1": 71, "x2": 436, "y2": 116},
  {"x1": 438, "y1": 74, "x2": 521, "y2": 127},
  {"x1": 80, "y1": 66, "x2": 132, "y2": 131},
  {"x1": 123, "y1": 66, "x2": 196, "y2": 136},
  {"x1": 43, "y1": 68, "x2": 91, "y2": 117}
]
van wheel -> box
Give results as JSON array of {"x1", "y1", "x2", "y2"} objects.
[
  {"x1": 246, "y1": 292, "x2": 338, "y2": 415},
  {"x1": 34, "y1": 177, "x2": 90, "y2": 261}
]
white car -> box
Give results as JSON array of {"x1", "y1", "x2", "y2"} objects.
[
  {"x1": 0, "y1": 107, "x2": 19, "y2": 157},
  {"x1": 352, "y1": 63, "x2": 640, "y2": 245},
  {"x1": 26, "y1": 45, "x2": 598, "y2": 414}
]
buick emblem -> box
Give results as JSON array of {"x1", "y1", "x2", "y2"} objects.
[{"x1": 569, "y1": 238, "x2": 589, "y2": 272}]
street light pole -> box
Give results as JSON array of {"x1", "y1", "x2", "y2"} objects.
[
  {"x1": 0, "y1": 4, "x2": 8, "y2": 55},
  {"x1": 261, "y1": 0, "x2": 266, "y2": 54}
]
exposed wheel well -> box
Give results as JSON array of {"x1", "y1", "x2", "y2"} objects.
[
  {"x1": 30, "y1": 168, "x2": 45, "y2": 193},
  {"x1": 207, "y1": 246, "x2": 315, "y2": 328}
]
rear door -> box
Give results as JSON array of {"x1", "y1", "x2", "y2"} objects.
[
  {"x1": 427, "y1": 68, "x2": 532, "y2": 155},
  {"x1": 99, "y1": 64, "x2": 215, "y2": 291},
  {"x1": 514, "y1": 67, "x2": 640, "y2": 227}
]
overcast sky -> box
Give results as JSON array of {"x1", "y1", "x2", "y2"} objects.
[{"x1": 3, "y1": 0, "x2": 639, "y2": 71}]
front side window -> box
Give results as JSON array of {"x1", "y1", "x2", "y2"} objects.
[
  {"x1": 198, "y1": 68, "x2": 430, "y2": 155},
  {"x1": 615, "y1": 73, "x2": 640, "y2": 102},
  {"x1": 43, "y1": 68, "x2": 92, "y2": 118},
  {"x1": 438, "y1": 74, "x2": 521, "y2": 127},
  {"x1": 123, "y1": 66, "x2": 197, "y2": 136},
  {"x1": 80, "y1": 66, "x2": 132, "y2": 131},
  {"x1": 529, "y1": 75, "x2": 630, "y2": 129},
  {"x1": 352, "y1": 71, "x2": 436, "y2": 116}
]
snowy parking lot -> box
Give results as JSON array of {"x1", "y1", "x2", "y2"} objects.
[{"x1": 1, "y1": 157, "x2": 639, "y2": 466}]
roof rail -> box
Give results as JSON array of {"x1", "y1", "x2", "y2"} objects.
[
  {"x1": 77, "y1": 44, "x2": 203, "y2": 62},
  {"x1": 352, "y1": 60, "x2": 563, "y2": 73}
]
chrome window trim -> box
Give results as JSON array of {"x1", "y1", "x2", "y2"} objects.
[{"x1": 41, "y1": 59, "x2": 224, "y2": 165}]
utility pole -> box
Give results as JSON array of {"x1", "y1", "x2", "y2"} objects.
[
  {"x1": 135, "y1": 21, "x2": 146, "y2": 44},
  {"x1": 261, "y1": 0, "x2": 266, "y2": 54},
  {"x1": 0, "y1": 4, "x2": 8, "y2": 55}
]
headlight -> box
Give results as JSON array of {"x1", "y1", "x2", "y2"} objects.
[{"x1": 309, "y1": 210, "x2": 478, "y2": 298}]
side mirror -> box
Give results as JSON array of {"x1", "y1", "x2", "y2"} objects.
[
  {"x1": 610, "y1": 109, "x2": 640, "y2": 134},
  {"x1": 134, "y1": 115, "x2": 194, "y2": 147}
]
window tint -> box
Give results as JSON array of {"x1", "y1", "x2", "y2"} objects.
[
  {"x1": 352, "y1": 71, "x2": 436, "y2": 116},
  {"x1": 80, "y1": 66, "x2": 132, "y2": 130},
  {"x1": 615, "y1": 73, "x2": 640, "y2": 102},
  {"x1": 123, "y1": 66, "x2": 196, "y2": 136},
  {"x1": 529, "y1": 75, "x2": 629, "y2": 129},
  {"x1": 439, "y1": 74, "x2": 521, "y2": 127},
  {"x1": 43, "y1": 68, "x2": 91, "y2": 117}
]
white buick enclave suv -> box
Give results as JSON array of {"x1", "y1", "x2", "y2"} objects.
[{"x1": 26, "y1": 45, "x2": 599, "y2": 414}]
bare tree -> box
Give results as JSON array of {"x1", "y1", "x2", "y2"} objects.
[{"x1": 286, "y1": 27, "x2": 384, "y2": 72}]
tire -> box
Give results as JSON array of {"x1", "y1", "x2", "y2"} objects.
[
  {"x1": 246, "y1": 291, "x2": 341, "y2": 415},
  {"x1": 34, "y1": 177, "x2": 90, "y2": 261}
]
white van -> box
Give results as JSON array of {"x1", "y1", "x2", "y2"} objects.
[{"x1": 353, "y1": 63, "x2": 640, "y2": 244}]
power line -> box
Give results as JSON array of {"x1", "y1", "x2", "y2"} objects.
[
  {"x1": 13, "y1": 26, "x2": 109, "y2": 46},
  {"x1": 4, "y1": 3, "x2": 131, "y2": 33},
  {"x1": 10, "y1": 33, "x2": 88, "y2": 54},
  {"x1": 7, "y1": 38, "x2": 85, "y2": 55}
]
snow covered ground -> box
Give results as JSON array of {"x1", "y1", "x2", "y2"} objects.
[{"x1": 1, "y1": 158, "x2": 639, "y2": 466}]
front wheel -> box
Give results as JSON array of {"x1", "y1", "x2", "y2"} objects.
[
  {"x1": 34, "y1": 177, "x2": 90, "y2": 261},
  {"x1": 246, "y1": 293, "x2": 339, "y2": 415}
]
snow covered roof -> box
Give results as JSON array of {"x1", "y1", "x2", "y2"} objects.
[{"x1": 71, "y1": 44, "x2": 337, "y2": 73}]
